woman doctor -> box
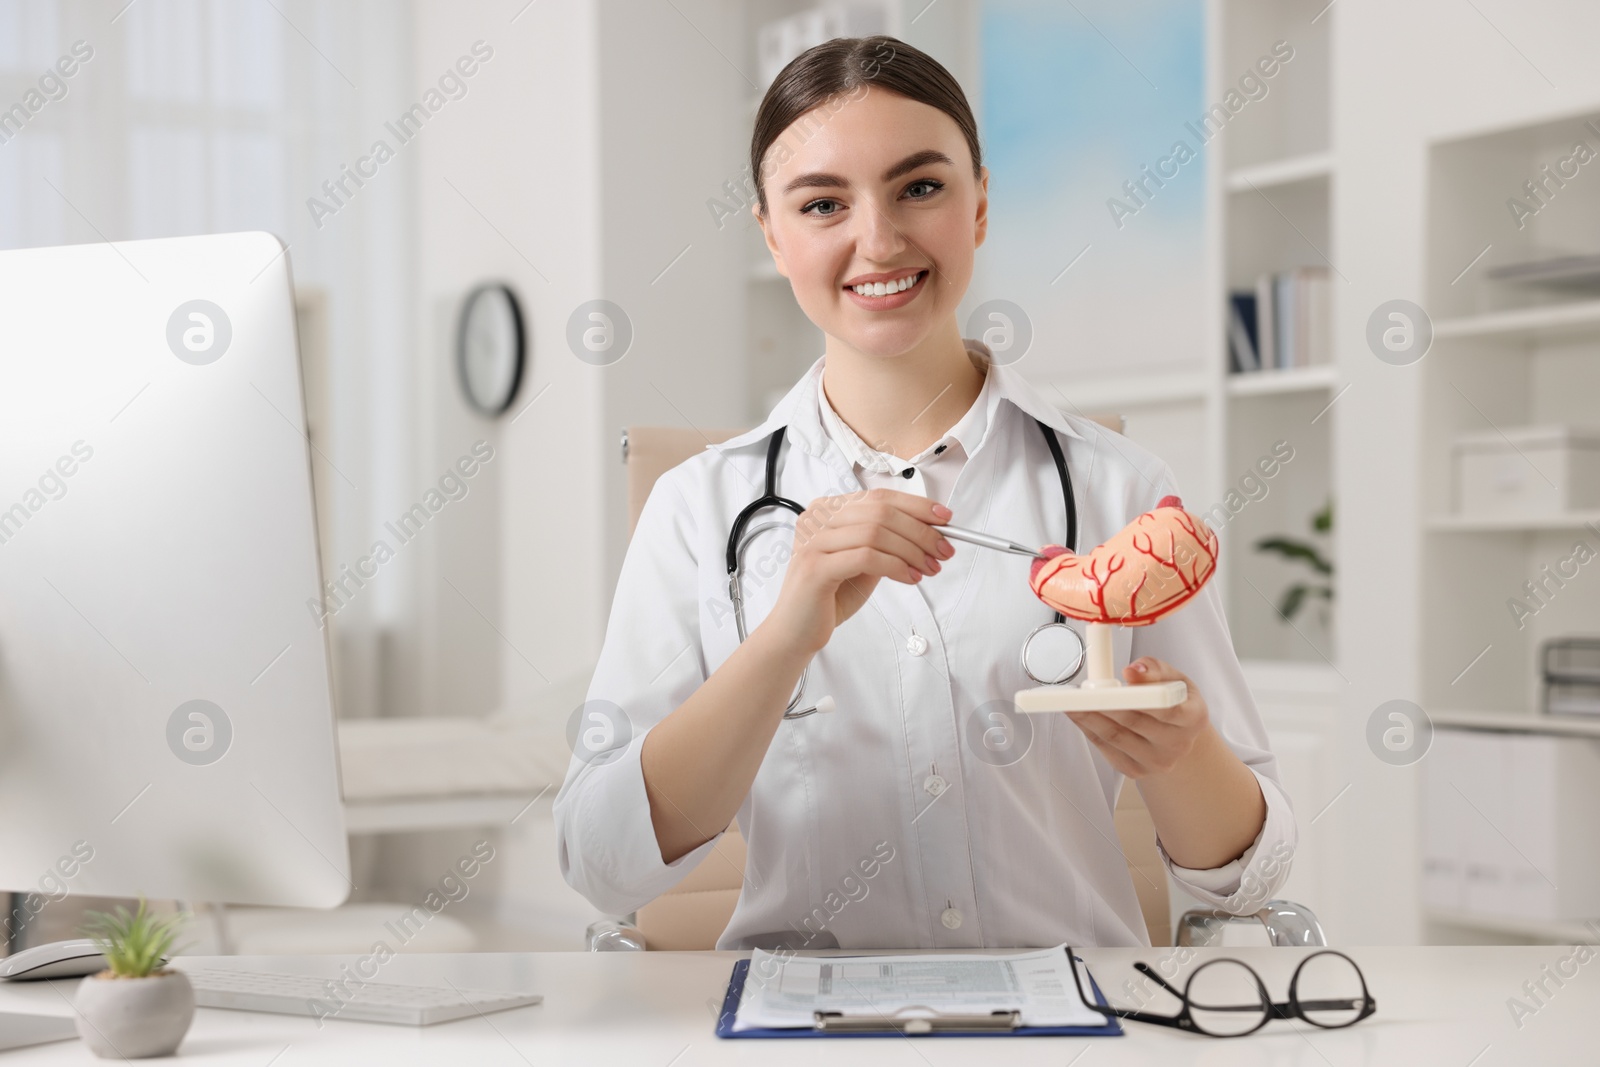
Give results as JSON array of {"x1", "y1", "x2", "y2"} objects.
[{"x1": 553, "y1": 35, "x2": 1296, "y2": 950}]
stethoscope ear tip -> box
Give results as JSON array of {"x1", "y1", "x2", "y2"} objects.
[{"x1": 814, "y1": 695, "x2": 837, "y2": 715}]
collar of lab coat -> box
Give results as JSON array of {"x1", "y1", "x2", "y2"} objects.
[
  {"x1": 707, "y1": 338, "x2": 1086, "y2": 465},
  {"x1": 816, "y1": 345, "x2": 996, "y2": 472}
]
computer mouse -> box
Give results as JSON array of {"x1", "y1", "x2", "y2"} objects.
[{"x1": 0, "y1": 940, "x2": 107, "y2": 981}]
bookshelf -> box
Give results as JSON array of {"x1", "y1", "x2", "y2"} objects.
[
  {"x1": 1212, "y1": 0, "x2": 1339, "y2": 670},
  {"x1": 1416, "y1": 104, "x2": 1600, "y2": 943},
  {"x1": 1418, "y1": 106, "x2": 1600, "y2": 722}
]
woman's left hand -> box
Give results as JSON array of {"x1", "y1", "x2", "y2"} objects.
[{"x1": 1065, "y1": 656, "x2": 1212, "y2": 778}]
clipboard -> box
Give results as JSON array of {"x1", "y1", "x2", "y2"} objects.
[{"x1": 713, "y1": 948, "x2": 1124, "y2": 1038}]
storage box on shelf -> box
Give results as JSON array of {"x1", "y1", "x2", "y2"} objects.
[{"x1": 1452, "y1": 425, "x2": 1600, "y2": 519}]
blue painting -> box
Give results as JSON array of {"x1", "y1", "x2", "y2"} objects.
[{"x1": 976, "y1": 0, "x2": 1207, "y2": 380}]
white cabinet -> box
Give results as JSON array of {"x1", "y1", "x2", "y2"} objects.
[{"x1": 1422, "y1": 725, "x2": 1600, "y2": 930}]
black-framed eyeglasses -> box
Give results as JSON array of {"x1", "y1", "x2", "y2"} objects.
[{"x1": 1067, "y1": 947, "x2": 1377, "y2": 1038}]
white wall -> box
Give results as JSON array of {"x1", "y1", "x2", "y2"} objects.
[
  {"x1": 403, "y1": 0, "x2": 752, "y2": 717},
  {"x1": 375, "y1": 0, "x2": 608, "y2": 944},
  {"x1": 594, "y1": 0, "x2": 752, "y2": 595},
  {"x1": 396, "y1": 0, "x2": 753, "y2": 945},
  {"x1": 406, "y1": 0, "x2": 605, "y2": 724}
]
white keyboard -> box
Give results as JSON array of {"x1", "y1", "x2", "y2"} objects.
[{"x1": 186, "y1": 968, "x2": 543, "y2": 1026}]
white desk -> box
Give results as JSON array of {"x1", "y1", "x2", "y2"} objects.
[{"x1": 1, "y1": 946, "x2": 1590, "y2": 1063}]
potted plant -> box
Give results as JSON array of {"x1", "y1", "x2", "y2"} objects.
[
  {"x1": 73, "y1": 898, "x2": 193, "y2": 1059},
  {"x1": 1254, "y1": 497, "x2": 1335, "y2": 648}
]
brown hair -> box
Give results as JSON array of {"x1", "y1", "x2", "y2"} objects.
[{"x1": 749, "y1": 35, "x2": 982, "y2": 217}]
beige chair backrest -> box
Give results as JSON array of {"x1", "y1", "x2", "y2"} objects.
[{"x1": 620, "y1": 413, "x2": 1171, "y2": 949}]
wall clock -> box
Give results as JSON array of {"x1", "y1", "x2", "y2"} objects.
[{"x1": 456, "y1": 283, "x2": 525, "y2": 417}]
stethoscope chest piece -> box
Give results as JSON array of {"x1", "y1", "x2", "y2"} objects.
[{"x1": 1020, "y1": 620, "x2": 1086, "y2": 685}]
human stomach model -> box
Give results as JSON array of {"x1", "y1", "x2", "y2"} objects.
[{"x1": 1014, "y1": 495, "x2": 1219, "y2": 713}]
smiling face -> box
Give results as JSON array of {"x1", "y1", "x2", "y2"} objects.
[{"x1": 753, "y1": 87, "x2": 988, "y2": 360}]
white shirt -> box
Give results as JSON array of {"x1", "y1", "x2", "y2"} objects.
[
  {"x1": 553, "y1": 339, "x2": 1297, "y2": 949},
  {"x1": 813, "y1": 346, "x2": 995, "y2": 507}
]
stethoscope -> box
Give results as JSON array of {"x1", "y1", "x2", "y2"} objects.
[{"x1": 726, "y1": 418, "x2": 1084, "y2": 720}]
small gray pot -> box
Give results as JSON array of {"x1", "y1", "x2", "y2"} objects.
[{"x1": 73, "y1": 969, "x2": 195, "y2": 1059}]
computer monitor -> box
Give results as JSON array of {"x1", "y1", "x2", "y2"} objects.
[{"x1": 0, "y1": 231, "x2": 350, "y2": 918}]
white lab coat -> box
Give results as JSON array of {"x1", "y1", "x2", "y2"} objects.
[{"x1": 553, "y1": 345, "x2": 1297, "y2": 949}]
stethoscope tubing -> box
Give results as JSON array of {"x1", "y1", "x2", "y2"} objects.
[{"x1": 726, "y1": 419, "x2": 1081, "y2": 714}]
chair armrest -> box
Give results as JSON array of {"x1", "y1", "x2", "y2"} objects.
[
  {"x1": 585, "y1": 917, "x2": 647, "y2": 952},
  {"x1": 1175, "y1": 899, "x2": 1326, "y2": 947}
]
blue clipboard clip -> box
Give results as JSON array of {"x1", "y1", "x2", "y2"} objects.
[{"x1": 714, "y1": 947, "x2": 1124, "y2": 1039}]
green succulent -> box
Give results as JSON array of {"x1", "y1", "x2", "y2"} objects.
[{"x1": 81, "y1": 898, "x2": 187, "y2": 978}]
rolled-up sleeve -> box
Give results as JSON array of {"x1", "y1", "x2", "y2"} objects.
[
  {"x1": 552, "y1": 462, "x2": 725, "y2": 917},
  {"x1": 1128, "y1": 464, "x2": 1298, "y2": 912}
]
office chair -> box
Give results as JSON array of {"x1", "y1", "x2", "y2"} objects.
[{"x1": 586, "y1": 418, "x2": 1325, "y2": 951}]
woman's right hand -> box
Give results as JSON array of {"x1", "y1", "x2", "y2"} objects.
[{"x1": 763, "y1": 488, "x2": 957, "y2": 656}]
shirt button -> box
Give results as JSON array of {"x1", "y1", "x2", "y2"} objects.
[
  {"x1": 941, "y1": 907, "x2": 963, "y2": 929},
  {"x1": 923, "y1": 774, "x2": 947, "y2": 796},
  {"x1": 901, "y1": 468, "x2": 914, "y2": 479},
  {"x1": 906, "y1": 633, "x2": 929, "y2": 656}
]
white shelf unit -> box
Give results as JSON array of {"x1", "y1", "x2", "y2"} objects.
[
  {"x1": 1225, "y1": 363, "x2": 1341, "y2": 397},
  {"x1": 1418, "y1": 106, "x2": 1600, "y2": 944},
  {"x1": 1430, "y1": 709, "x2": 1600, "y2": 739},
  {"x1": 1419, "y1": 107, "x2": 1600, "y2": 720},
  {"x1": 1225, "y1": 150, "x2": 1334, "y2": 194},
  {"x1": 1434, "y1": 299, "x2": 1600, "y2": 342},
  {"x1": 1427, "y1": 511, "x2": 1600, "y2": 534},
  {"x1": 1050, "y1": 373, "x2": 1209, "y2": 413},
  {"x1": 1213, "y1": 0, "x2": 1338, "y2": 670}
]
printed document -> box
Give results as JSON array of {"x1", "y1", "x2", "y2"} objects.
[{"x1": 732, "y1": 943, "x2": 1107, "y2": 1031}]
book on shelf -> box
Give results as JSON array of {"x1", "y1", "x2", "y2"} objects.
[
  {"x1": 1227, "y1": 292, "x2": 1259, "y2": 372},
  {"x1": 1231, "y1": 267, "x2": 1331, "y2": 373}
]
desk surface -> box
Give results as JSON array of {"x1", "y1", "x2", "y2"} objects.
[{"x1": 0, "y1": 946, "x2": 1589, "y2": 1064}]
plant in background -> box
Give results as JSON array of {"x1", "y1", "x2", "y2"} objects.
[
  {"x1": 82, "y1": 897, "x2": 186, "y2": 977},
  {"x1": 1254, "y1": 498, "x2": 1334, "y2": 622}
]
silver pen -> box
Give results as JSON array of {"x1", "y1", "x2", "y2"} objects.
[{"x1": 932, "y1": 523, "x2": 1050, "y2": 560}]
